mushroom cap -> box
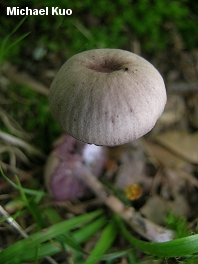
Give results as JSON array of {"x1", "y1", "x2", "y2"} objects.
[{"x1": 49, "y1": 49, "x2": 167, "y2": 146}]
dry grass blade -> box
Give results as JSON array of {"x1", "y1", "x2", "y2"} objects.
[
  {"x1": 0, "y1": 145, "x2": 32, "y2": 166},
  {"x1": 1, "y1": 61, "x2": 49, "y2": 96},
  {"x1": 0, "y1": 130, "x2": 46, "y2": 158},
  {"x1": 0, "y1": 107, "x2": 31, "y2": 139}
]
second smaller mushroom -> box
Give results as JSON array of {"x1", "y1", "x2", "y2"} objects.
[{"x1": 45, "y1": 134, "x2": 107, "y2": 201}]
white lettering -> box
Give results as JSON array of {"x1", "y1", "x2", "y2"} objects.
[
  {"x1": 7, "y1": 7, "x2": 16, "y2": 15},
  {"x1": 51, "y1": 7, "x2": 72, "y2": 15},
  {"x1": 39, "y1": 9, "x2": 45, "y2": 15},
  {"x1": 20, "y1": 9, "x2": 25, "y2": 15},
  {"x1": 33, "y1": 9, "x2": 38, "y2": 15},
  {"x1": 7, "y1": 6, "x2": 71, "y2": 16},
  {"x1": 39, "y1": 7, "x2": 48, "y2": 15},
  {"x1": 24, "y1": 7, "x2": 32, "y2": 16},
  {"x1": 59, "y1": 9, "x2": 64, "y2": 15},
  {"x1": 52, "y1": 7, "x2": 58, "y2": 15},
  {"x1": 66, "y1": 9, "x2": 72, "y2": 15},
  {"x1": 16, "y1": 7, "x2": 20, "y2": 15}
]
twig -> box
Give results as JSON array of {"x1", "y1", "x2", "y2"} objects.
[
  {"x1": 0, "y1": 130, "x2": 46, "y2": 158},
  {"x1": 0, "y1": 205, "x2": 58, "y2": 264},
  {"x1": 74, "y1": 162, "x2": 175, "y2": 242},
  {"x1": 0, "y1": 205, "x2": 28, "y2": 238},
  {"x1": 1, "y1": 61, "x2": 49, "y2": 96}
]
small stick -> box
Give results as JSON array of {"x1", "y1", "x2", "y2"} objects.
[
  {"x1": 1, "y1": 62, "x2": 49, "y2": 96},
  {"x1": 74, "y1": 162, "x2": 174, "y2": 242}
]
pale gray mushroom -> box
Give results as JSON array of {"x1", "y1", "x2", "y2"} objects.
[{"x1": 49, "y1": 49, "x2": 167, "y2": 146}]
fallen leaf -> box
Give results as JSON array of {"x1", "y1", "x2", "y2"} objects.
[
  {"x1": 140, "y1": 195, "x2": 168, "y2": 225},
  {"x1": 158, "y1": 94, "x2": 185, "y2": 126},
  {"x1": 141, "y1": 141, "x2": 187, "y2": 168},
  {"x1": 155, "y1": 131, "x2": 198, "y2": 164},
  {"x1": 166, "y1": 167, "x2": 198, "y2": 188}
]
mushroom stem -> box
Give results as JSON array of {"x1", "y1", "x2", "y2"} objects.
[{"x1": 73, "y1": 162, "x2": 174, "y2": 242}]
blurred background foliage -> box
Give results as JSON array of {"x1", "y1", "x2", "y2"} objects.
[{"x1": 1, "y1": 0, "x2": 198, "y2": 62}]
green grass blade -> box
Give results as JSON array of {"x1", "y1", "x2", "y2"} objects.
[
  {"x1": 100, "y1": 249, "x2": 131, "y2": 261},
  {"x1": 0, "y1": 167, "x2": 46, "y2": 197},
  {"x1": 0, "y1": 210, "x2": 102, "y2": 263},
  {"x1": 7, "y1": 32, "x2": 30, "y2": 51},
  {"x1": 14, "y1": 175, "x2": 47, "y2": 229},
  {"x1": 0, "y1": 16, "x2": 29, "y2": 64},
  {"x1": 56, "y1": 234, "x2": 87, "y2": 254},
  {"x1": 28, "y1": 200, "x2": 48, "y2": 229},
  {"x1": 117, "y1": 215, "x2": 198, "y2": 258},
  {"x1": 13, "y1": 215, "x2": 107, "y2": 262},
  {"x1": 85, "y1": 221, "x2": 117, "y2": 264},
  {"x1": 22, "y1": 242, "x2": 62, "y2": 262},
  {"x1": 73, "y1": 215, "x2": 107, "y2": 243},
  {"x1": 43, "y1": 207, "x2": 63, "y2": 224},
  {"x1": 9, "y1": 16, "x2": 28, "y2": 36}
]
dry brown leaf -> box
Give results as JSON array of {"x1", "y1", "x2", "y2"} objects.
[
  {"x1": 168, "y1": 167, "x2": 198, "y2": 188},
  {"x1": 115, "y1": 141, "x2": 146, "y2": 190},
  {"x1": 164, "y1": 168, "x2": 190, "y2": 217},
  {"x1": 140, "y1": 193, "x2": 189, "y2": 225},
  {"x1": 140, "y1": 166, "x2": 192, "y2": 226},
  {"x1": 140, "y1": 195, "x2": 167, "y2": 225},
  {"x1": 142, "y1": 141, "x2": 187, "y2": 168},
  {"x1": 155, "y1": 131, "x2": 198, "y2": 164},
  {"x1": 158, "y1": 95, "x2": 185, "y2": 126}
]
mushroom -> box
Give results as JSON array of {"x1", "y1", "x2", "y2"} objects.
[
  {"x1": 46, "y1": 51, "x2": 173, "y2": 241},
  {"x1": 49, "y1": 49, "x2": 167, "y2": 147}
]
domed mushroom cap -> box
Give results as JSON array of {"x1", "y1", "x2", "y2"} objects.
[{"x1": 49, "y1": 49, "x2": 167, "y2": 146}]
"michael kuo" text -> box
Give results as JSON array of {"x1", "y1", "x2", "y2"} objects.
[{"x1": 7, "y1": 7, "x2": 72, "y2": 16}]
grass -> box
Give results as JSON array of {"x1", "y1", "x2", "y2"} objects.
[
  {"x1": 116, "y1": 214, "x2": 198, "y2": 259},
  {"x1": 0, "y1": 16, "x2": 30, "y2": 65},
  {"x1": 1, "y1": 167, "x2": 198, "y2": 263}
]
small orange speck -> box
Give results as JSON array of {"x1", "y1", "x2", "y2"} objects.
[{"x1": 125, "y1": 183, "x2": 142, "y2": 201}]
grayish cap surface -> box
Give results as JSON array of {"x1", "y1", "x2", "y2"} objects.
[{"x1": 49, "y1": 49, "x2": 167, "y2": 146}]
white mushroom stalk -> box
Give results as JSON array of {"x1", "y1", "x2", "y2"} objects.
[{"x1": 49, "y1": 49, "x2": 167, "y2": 146}]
